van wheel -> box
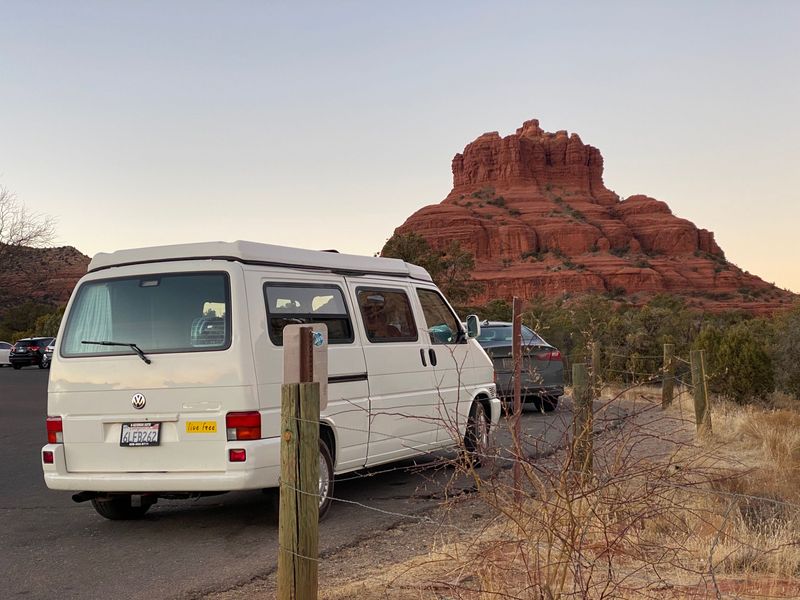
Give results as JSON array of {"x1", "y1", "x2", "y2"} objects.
[
  {"x1": 318, "y1": 439, "x2": 334, "y2": 520},
  {"x1": 464, "y1": 402, "x2": 490, "y2": 468},
  {"x1": 12, "y1": 364, "x2": 21, "y2": 370},
  {"x1": 91, "y1": 495, "x2": 153, "y2": 520}
]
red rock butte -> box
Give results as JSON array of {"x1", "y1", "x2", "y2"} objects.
[{"x1": 391, "y1": 119, "x2": 795, "y2": 312}]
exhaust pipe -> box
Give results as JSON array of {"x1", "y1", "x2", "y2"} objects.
[{"x1": 71, "y1": 491, "x2": 100, "y2": 503}]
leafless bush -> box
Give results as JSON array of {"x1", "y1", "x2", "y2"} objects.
[
  {"x1": 355, "y1": 377, "x2": 800, "y2": 599},
  {"x1": 0, "y1": 184, "x2": 56, "y2": 262}
]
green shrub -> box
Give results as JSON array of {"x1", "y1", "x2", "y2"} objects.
[
  {"x1": 469, "y1": 292, "x2": 785, "y2": 397},
  {"x1": 604, "y1": 286, "x2": 626, "y2": 300},
  {"x1": 695, "y1": 320, "x2": 775, "y2": 403},
  {"x1": 36, "y1": 308, "x2": 65, "y2": 337},
  {"x1": 562, "y1": 260, "x2": 586, "y2": 271},
  {"x1": 381, "y1": 232, "x2": 483, "y2": 306},
  {"x1": 610, "y1": 246, "x2": 630, "y2": 257},
  {"x1": 479, "y1": 299, "x2": 513, "y2": 322},
  {"x1": 774, "y1": 307, "x2": 800, "y2": 400},
  {"x1": 470, "y1": 187, "x2": 496, "y2": 202},
  {"x1": 521, "y1": 250, "x2": 545, "y2": 261},
  {"x1": 0, "y1": 301, "x2": 54, "y2": 341}
]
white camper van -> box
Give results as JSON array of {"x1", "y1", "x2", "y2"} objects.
[{"x1": 42, "y1": 241, "x2": 499, "y2": 520}]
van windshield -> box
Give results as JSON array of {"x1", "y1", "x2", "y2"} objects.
[{"x1": 61, "y1": 272, "x2": 231, "y2": 356}]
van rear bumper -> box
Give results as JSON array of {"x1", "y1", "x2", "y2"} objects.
[{"x1": 41, "y1": 438, "x2": 281, "y2": 493}]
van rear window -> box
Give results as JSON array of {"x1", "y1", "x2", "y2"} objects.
[
  {"x1": 62, "y1": 273, "x2": 231, "y2": 356},
  {"x1": 264, "y1": 283, "x2": 353, "y2": 345}
]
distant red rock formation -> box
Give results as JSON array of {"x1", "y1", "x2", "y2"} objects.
[
  {"x1": 0, "y1": 245, "x2": 89, "y2": 312},
  {"x1": 392, "y1": 119, "x2": 794, "y2": 312}
]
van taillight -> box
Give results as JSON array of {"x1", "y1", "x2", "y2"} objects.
[
  {"x1": 46, "y1": 417, "x2": 63, "y2": 443},
  {"x1": 229, "y1": 449, "x2": 247, "y2": 462},
  {"x1": 226, "y1": 412, "x2": 261, "y2": 441},
  {"x1": 535, "y1": 350, "x2": 562, "y2": 361}
]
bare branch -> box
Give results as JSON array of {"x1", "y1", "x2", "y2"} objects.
[{"x1": 0, "y1": 185, "x2": 56, "y2": 263}]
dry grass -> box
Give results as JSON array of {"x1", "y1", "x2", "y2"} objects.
[{"x1": 314, "y1": 387, "x2": 800, "y2": 599}]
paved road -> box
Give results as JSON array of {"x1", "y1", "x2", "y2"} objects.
[{"x1": 0, "y1": 367, "x2": 579, "y2": 599}]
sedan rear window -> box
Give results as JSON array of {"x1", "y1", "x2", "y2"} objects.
[{"x1": 477, "y1": 325, "x2": 545, "y2": 346}]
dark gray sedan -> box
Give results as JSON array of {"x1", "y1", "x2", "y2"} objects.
[{"x1": 475, "y1": 321, "x2": 564, "y2": 411}]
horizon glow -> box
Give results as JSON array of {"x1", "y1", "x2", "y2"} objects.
[{"x1": 0, "y1": 1, "x2": 797, "y2": 293}]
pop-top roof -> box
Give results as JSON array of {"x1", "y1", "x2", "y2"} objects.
[{"x1": 87, "y1": 240, "x2": 433, "y2": 282}]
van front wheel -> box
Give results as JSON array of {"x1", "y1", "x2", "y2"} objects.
[
  {"x1": 318, "y1": 439, "x2": 334, "y2": 520},
  {"x1": 91, "y1": 495, "x2": 153, "y2": 520},
  {"x1": 464, "y1": 402, "x2": 490, "y2": 468}
]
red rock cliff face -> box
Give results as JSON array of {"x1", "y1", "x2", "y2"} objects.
[
  {"x1": 392, "y1": 119, "x2": 794, "y2": 312},
  {"x1": 0, "y1": 246, "x2": 89, "y2": 313}
]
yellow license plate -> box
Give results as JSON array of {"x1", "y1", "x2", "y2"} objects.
[{"x1": 185, "y1": 421, "x2": 217, "y2": 434}]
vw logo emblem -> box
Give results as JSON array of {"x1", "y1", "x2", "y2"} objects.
[{"x1": 131, "y1": 393, "x2": 146, "y2": 410}]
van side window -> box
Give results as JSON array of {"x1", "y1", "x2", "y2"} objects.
[
  {"x1": 264, "y1": 283, "x2": 353, "y2": 345},
  {"x1": 356, "y1": 288, "x2": 418, "y2": 343},
  {"x1": 416, "y1": 289, "x2": 464, "y2": 344}
]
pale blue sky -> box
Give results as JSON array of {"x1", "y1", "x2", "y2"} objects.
[{"x1": 1, "y1": 1, "x2": 798, "y2": 291}]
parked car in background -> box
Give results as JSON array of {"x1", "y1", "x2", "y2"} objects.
[
  {"x1": 9, "y1": 337, "x2": 54, "y2": 369},
  {"x1": 475, "y1": 321, "x2": 564, "y2": 411},
  {"x1": 41, "y1": 339, "x2": 57, "y2": 369},
  {"x1": 0, "y1": 341, "x2": 12, "y2": 367}
]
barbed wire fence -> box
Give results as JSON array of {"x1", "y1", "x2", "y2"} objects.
[{"x1": 276, "y1": 338, "x2": 800, "y2": 599}]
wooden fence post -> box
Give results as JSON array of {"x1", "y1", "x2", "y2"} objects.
[
  {"x1": 662, "y1": 343, "x2": 675, "y2": 409},
  {"x1": 572, "y1": 363, "x2": 592, "y2": 479},
  {"x1": 278, "y1": 328, "x2": 320, "y2": 600},
  {"x1": 690, "y1": 349, "x2": 712, "y2": 437}
]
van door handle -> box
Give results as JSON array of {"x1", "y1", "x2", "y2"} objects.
[
  {"x1": 419, "y1": 348, "x2": 427, "y2": 367},
  {"x1": 428, "y1": 348, "x2": 437, "y2": 367}
]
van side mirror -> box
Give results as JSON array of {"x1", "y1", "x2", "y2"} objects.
[{"x1": 466, "y1": 314, "x2": 480, "y2": 338}]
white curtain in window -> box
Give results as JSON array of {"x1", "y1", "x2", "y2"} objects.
[{"x1": 65, "y1": 284, "x2": 113, "y2": 354}]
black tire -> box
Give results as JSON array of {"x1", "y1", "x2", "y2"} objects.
[
  {"x1": 541, "y1": 395, "x2": 559, "y2": 413},
  {"x1": 318, "y1": 438, "x2": 334, "y2": 520},
  {"x1": 464, "y1": 401, "x2": 490, "y2": 468},
  {"x1": 91, "y1": 495, "x2": 153, "y2": 520},
  {"x1": 38, "y1": 360, "x2": 47, "y2": 369},
  {"x1": 12, "y1": 364, "x2": 21, "y2": 370}
]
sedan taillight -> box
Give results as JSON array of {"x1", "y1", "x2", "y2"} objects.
[{"x1": 535, "y1": 350, "x2": 562, "y2": 361}]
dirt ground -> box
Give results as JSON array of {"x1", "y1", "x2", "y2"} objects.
[{"x1": 203, "y1": 388, "x2": 800, "y2": 599}]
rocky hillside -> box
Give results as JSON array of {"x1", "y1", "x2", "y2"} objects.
[
  {"x1": 392, "y1": 119, "x2": 795, "y2": 312},
  {"x1": 0, "y1": 245, "x2": 89, "y2": 312}
]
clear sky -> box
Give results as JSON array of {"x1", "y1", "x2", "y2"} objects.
[{"x1": 1, "y1": 1, "x2": 798, "y2": 292}]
